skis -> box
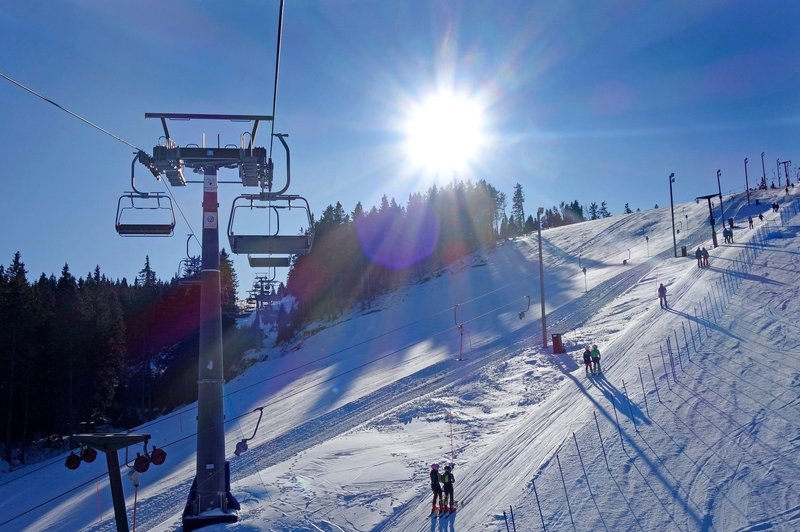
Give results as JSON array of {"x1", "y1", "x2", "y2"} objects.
[{"x1": 431, "y1": 501, "x2": 462, "y2": 518}]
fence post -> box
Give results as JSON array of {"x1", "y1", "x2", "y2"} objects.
[
  {"x1": 556, "y1": 454, "x2": 576, "y2": 530},
  {"x1": 572, "y1": 432, "x2": 594, "y2": 496},
  {"x1": 509, "y1": 505, "x2": 517, "y2": 532},
  {"x1": 593, "y1": 411, "x2": 610, "y2": 471},
  {"x1": 611, "y1": 398, "x2": 626, "y2": 451},
  {"x1": 666, "y1": 338, "x2": 677, "y2": 381},
  {"x1": 660, "y1": 345, "x2": 673, "y2": 387},
  {"x1": 687, "y1": 316, "x2": 696, "y2": 351},
  {"x1": 673, "y1": 330, "x2": 684, "y2": 371},
  {"x1": 646, "y1": 354, "x2": 661, "y2": 402},
  {"x1": 700, "y1": 302, "x2": 711, "y2": 334},
  {"x1": 638, "y1": 366, "x2": 650, "y2": 416},
  {"x1": 531, "y1": 477, "x2": 547, "y2": 532},
  {"x1": 504, "y1": 510, "x2": 510, "y2": 532},
  {"x1": 622, "y1": 380, "x2": 639, "y2": 432},
  {"x1": 682, "y1": 322, "x2": 693, "y2": 360}
]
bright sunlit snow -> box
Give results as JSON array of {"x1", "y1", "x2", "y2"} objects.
[{"x1": 1, "y1": 189, "x2": 799, "y2": 532}]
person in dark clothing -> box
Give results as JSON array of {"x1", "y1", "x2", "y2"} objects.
[
  {"x1": 701, "y1": 247, "x2": 709, "y2": 267},
  {"x1": 695, "y1": 247, "x2": 702, "y2": 267},
  {"x1": 758, "y1": 213, "x2": 764, "y2": 222},
  {"x1": 748, "y1": 216, "x2": 753, "y2": 229},
  {"x1": 590, "y1": 345, "x2": 601, "y2": 374},
  {"x1": 582, "y1": 346, "x2": 592, "y2": 374},
  {"x1": 658, "y1": 283, "x2": 668, "y2": 308},
  {"x1": 441, "y1": 464, "x2": 455, "y2": 512},
  {"x1": 430, "y1": 463, "x2": 443, "y2": 514}
]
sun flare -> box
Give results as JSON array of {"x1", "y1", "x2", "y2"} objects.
[{"x1": 403, "y1": 91, "x2": 485, "y2": 177}]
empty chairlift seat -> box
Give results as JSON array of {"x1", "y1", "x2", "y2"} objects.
[
  {"x1": 227, "y1": 193, "x2": 314, "y2": 256},
  {"x1": 115, "y1": 192, "x2": 176, "y2": 236}
]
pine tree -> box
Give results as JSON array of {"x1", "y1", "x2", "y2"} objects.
[
  {"x1": 588, "y1": 202, "x2": 600, "y2": 220},
  {"x1": 511, "y1": 183, "x2": 525, "y2": 234},
  {"x1": 599, "y1": 201, "x2": 611, "y2": 218},
  {"x1": 525, "y1": 214, "x2": 536, "y2": 233},
  {"x1": 137, "y1": 256, "x2": 157, "y2": 289},
  {"x1": 623, "y1": 203, "x2": 633, "y2": 214},
  {"x1": 219, "y1": 248, "x2": 238, "y2": 312},
  {"x1": 1, "y1": 252, "x2": 34, "y2": 463}
]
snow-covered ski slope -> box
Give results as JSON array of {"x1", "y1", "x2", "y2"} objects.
[{"x1": 2, "y1": 188, "x2": 799, "y2": 531}]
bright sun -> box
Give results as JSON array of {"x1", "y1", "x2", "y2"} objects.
[{"x1": 403, "y1": 91, "x2": 485, "y2": 177}]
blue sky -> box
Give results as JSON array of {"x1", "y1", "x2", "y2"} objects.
[{"x1": 2, "y1": 0, "x2": 799, "y2": 293}]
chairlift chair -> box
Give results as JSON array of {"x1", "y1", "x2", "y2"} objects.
[
  {"x1": 115, "y1": 153, "x2": 177, "y2": 236},
  {"x1": 177, "y1": 234, "x2": 201, "y2": 284},
  {"x1": 228, "y1": 193, "x2": 314, "y2": 256},
  {"x1": 248, "y1": 255, "x2": 291, "y2": 268},
  {"x1": 115, "y1": 192, "x2": 176, "y2": 236}
]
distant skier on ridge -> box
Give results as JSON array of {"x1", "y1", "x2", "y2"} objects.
[{"x1": 658, "y1": 283, "x2": 668, "y2": 309}]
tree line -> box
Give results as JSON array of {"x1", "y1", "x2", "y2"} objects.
[
  {"x1": 281, "y1": 179, "x2": 617, "y2": 329},
  {"x1": 0, "y1": 250, "x2": 258, "y2": 466}
]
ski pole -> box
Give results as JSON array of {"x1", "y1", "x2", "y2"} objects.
[
  {"x1": 593, "y1": 411, "x2": 610, "y2": 471},
  {"x1": 510, "y1": 505, "x2": 517, "y2": 532}
]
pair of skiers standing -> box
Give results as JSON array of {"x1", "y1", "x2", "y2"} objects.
[
  {"x1": 430, "y1": 463, "x2": 455, "y2": 515},
  {"x1": 582, "y1": 345, "x2": 601, "y2": 374}
]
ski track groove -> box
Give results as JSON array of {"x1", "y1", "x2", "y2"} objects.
[{"x1": 113, "y1": 255, "x2": 667, "y2": 531}]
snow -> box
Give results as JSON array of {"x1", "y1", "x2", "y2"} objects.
[{"x1": 2, "y1": 189, "x2": 799, "y2": 532}]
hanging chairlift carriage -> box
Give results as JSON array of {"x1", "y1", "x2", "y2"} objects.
[
  {"x1": 177, "y1": 234, "x2": 201, "y2": 285},
  {"x1": 227, "y1": 193, "x2": 314, "y2": 255},
  {"x1": 227, "y1": 133, "x2": 314, "y2": 261},
  {"x1": 115, "y1": 152, "x2": 176, "y2": 236}
]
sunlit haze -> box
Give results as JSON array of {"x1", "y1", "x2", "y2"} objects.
[{"x1": 403, "y1": 91, "x2": 485, "y2": 178}]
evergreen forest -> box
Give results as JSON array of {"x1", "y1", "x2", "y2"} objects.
[{"x1": 0, "y1": 177, "x2": 617, "y2": 466}]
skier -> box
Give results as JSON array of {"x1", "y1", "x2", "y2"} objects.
[
  {"x1": 701, "y1": 247, "x2": 709, "y2": 267},
  {"x1": 590, "y1": 344, "x2": 601, "y2": 374},
  {"x1": 758, "y1": 213, "x2": 764, "y2": 222},
  {"x1": 582, "y1": 346, "x2": 592, "y2": 375},
  {"x1": 695, "y1": 247, "x2": 702, "y2": 268},
  {"x1": 429, "y1": 463, "x2": 443, "y2": 516},
  {"x1": 658, "y1": 283, "x2": 668, "y2": 309},
  {"x1": 440, "y1": 464, "x2": 455, "y2": 514},
  {"x1": 748, "y1": 216, "x2": 753, "y2": 229}
]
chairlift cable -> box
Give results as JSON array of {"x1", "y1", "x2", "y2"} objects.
[
  {"x1": 159, "y1": 179, "x2": 200, "y2": 248},
  {"x1": 268, "y1": 0, "x2": 285, "y2": 159},
  {"x1": 0, "y1": 70, "x2": 144, "y2": 152},
  {"x1": 1, "y1": 70, "x2": 200, "y2": 245}
]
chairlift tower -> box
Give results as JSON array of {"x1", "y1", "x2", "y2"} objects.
[{"x1": 141, "y1": 112, "x2": 272, "y2": 530}]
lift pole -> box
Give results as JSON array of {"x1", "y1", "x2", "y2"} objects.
[{"x1": 195, "y1": 165, "x2": 228, "y2": 516}]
